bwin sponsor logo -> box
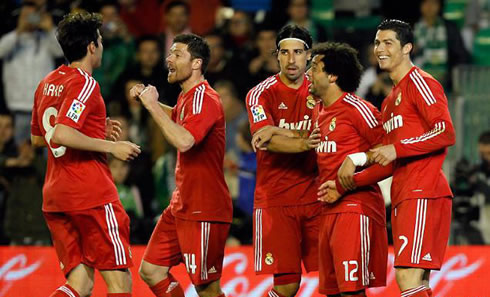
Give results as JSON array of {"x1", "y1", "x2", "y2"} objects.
[
  {"x1": 383, "y1": 113, "x2": 403, "y2": 133},
  {"x1": 278, "y1": 115, "x2": 312, "y2": 130}
]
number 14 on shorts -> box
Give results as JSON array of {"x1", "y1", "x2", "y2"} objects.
[{"x1": 184, "y1": 253, "x2": 197, "y2": 274}]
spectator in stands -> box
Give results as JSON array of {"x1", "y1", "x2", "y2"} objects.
[
  {"x1": 0, "y1": 1, "x2": 63, "y2": 143},
  {"x1": 364, "y1": 67, "x2": 392, "y2": 110},
  {"x1": 357, "y1": 44, "x2": 378, "y2": 98},
  {"x1": 160, "y1": 1, "x2": 192, "y2": 60},
  {"x1": 413, "y1": 0, "x2": 469, "y2": 90},
  {"x1": 286, "y1": 0, "x2": 327, "y2": 43},
  {"x1": 93, "y1": 1, "x2": 135, "y2": 98},
  {"x1": 248, "y1": 23, "x2": 280, "y2": 86},
  {"x1": 204, "y1": 31, "x2": 234, "y2": 87}
]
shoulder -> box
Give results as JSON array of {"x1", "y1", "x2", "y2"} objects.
[
  {"x1": 189, "y1": 83, "x2": 221, "y2": 115},
  {"x1": 246, "y1": 75, "x2": 279, "y2": 106},
  {"x1": 406, "y1": 68, "x2": 444, "y2": 105},
  {"x1": 341, "y1": 93, "x2": 379, "y2": 128}
]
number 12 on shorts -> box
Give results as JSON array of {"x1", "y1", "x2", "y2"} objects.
[
  {"x1": 343, "y1": 260, "x2": 359, "y2": 281},
  {"x1": 184, "y1": 253, "x2": 197, "y2": 274}
]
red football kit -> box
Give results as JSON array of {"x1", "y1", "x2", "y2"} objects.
[
  {"x1": 313, "y1": 93, "x2": 387, "y2": 294},
  {"x1": 31, "y1": 65, "x2": 131, "y2": 274},
  {"x1": 355, "y1": 66, "x2": 455, "y2": 269},
  {"x1": 144, "y1": 81, "x2": 232, "y2": 285},
  {"x1": 246, "y1": 74, "x2": 321, "y2": 275}
]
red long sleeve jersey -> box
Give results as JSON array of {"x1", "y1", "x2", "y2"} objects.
[
  {"x1": 246, "y1": 74, "x2": 318, "y2": 208},
  {"x1": 382, "y1": 66, "x2": 455, "y2": 207},
  {"x1": 314, "y1": 93, "x2": 386, "y2": 225}
]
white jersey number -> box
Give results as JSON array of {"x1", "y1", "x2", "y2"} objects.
[
  {"x1": 42, "y1": 107, "x2": 67, "y2": 158},
  {"x1": 343, "y1": 260, "x2": 359, "y2": 281}
]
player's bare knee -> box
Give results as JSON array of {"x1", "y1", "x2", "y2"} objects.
[
  {"x1": 273, "y1": 282, "x2": 300, "y2": 297},
  {"x1": 195, "y1": 279, "x2": 222, "y2": 297},
  {"x1": 395, "y1": 268, "x2": 425, "y2": 290},
  {"x1": 138, "y1": 261, "x2": 168, "y2": 284},
  {"x1": 101, "y1": 269, "x2": 132, "y2": 292}
]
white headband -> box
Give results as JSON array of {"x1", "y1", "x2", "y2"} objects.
[{"x1": 278, "y1": 38, "x2": 309, "y2": 49}]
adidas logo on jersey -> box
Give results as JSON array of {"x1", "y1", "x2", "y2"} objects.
[
  {"x1": 278, "y1": 102, "x2": 288, "y2": 109},
  {"x1": 278, "y1": 115, "x2": 312, "y2": 130},
  {"x1": 208, "y1": 266, "x2": 217, "y2": 274},
  {"x1": 422, "y1": 253, "x2": 432, "y2": 262},
  {"x1": 316, "y1": 136, "x2": 337, "y2": 153},
  {"x1": 383, "y1": 113, "x2": 404, "y2": 133}
]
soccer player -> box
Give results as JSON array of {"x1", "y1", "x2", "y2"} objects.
[
  {"x1": 245, "y1": 25, "x2": 321, "y2": 297},
  {"x1": 30, "y1": 12, "x2": 141, "y2": 297},
  {"x1": 132, "y1": 34, "x2": 232, "y2": 297},
  {"x1": 335, "y1": 19, "x2": 456, "y2": 297}
]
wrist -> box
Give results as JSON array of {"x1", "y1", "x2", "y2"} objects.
[{"x1": 348, "y1": 152, "x2": 367, "y2": 166}]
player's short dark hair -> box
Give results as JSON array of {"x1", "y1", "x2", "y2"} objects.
[
  {"x1": 479, "y1": 131, "x2": 490, "y2": 145},
  {"x1": 377, "y1": 19, "x2": 414, "y2": 48},
  {"x1": 312, "y1": 42, "x2": 363, "y2": 93},
  {"x1": 56, "y1": 12, "x2": 102, "y2": 63},
  {"x1": 173, "y1": 33, "x2": 210, "y2": 74},
  {"x1": 136, "y1": 35, "x2": 163, "y2": 52},
  {"x1": 276, "y1": 24, "x2": 312, "y2": 50},
  {"x1": 165, "y1": 0, "x2": 190, "y2": 15}
]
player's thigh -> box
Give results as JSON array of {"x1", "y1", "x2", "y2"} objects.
[
  {"x1": 71, "y1": 201, "x2": 133, "y2": 270},
  {"x1": 300, "y1": 203, "x2": 322, "y2": 272},
  {"x1": 254, "y1": 207, "x2": 303, "y2": 275},
  {"x1": 176, "y1": 219, "x2": 230, "y2": 286},
  {"x1": 392, "y1": 198, "x2": 452, "y2": 270},
  {"x1": 330, "y1": 213, "x2": 386, "y2": 293},
  {"x1": 143, "y1": 207, "x2": 182, "y2": 267},
  {"x1": 318, "y1": 214, "x2": 340, "y2": 296},
  {"x1": 43, "y1": 211, "x2": 83, "y2": 276}
]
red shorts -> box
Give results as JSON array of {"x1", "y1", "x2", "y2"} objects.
[
  {"x1": 319, "y1": 213, "x2": 387, "y2": 295},
  {"x1": 253, "y1": 203, "x2": 321, "y2": 275},
  {"x1": 43, "y1": 201, "x2": 133, "y2": 276},
  {"x1": 392, "y1": 198, "x2": 452, "y2": 269},
  {"x1": 143, "y1": 207, "x2": 230, "y2": 285}
]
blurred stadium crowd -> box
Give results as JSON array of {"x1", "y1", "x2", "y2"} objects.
[{"x1": 0, "y1": 0, "x2": 489, "y2": 247}]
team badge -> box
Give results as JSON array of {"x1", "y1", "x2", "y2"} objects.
[
  {"x1": 251, "y1": 105, "x2": 267, "y2": 123},
  {"x1": 180, "y1": 106, "x2": 185, "y2": 121},
  {"x1": 395, "y1": 93, "x2": 402, "y2": 106},
  {"x1": 306, "y1": 95, "x2": 316, "y2": 109},
  {"x1": 66, "y1": 99, "x2": 86, "y2": 123},
  {"x1": 329, "y1": 117, "x2": 336, "y2": 131},
  {"x1": 265, "y1": 253, "x2": 274, "y2": 265}
]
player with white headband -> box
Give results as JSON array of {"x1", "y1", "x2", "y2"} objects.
[{"x1": 245, "y1": 24, "x2": 321, "y2": 297}]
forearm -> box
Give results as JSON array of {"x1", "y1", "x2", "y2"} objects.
[
  {"x1": 266, "y1": 135, "x2": 308, "y2": 153},
  {"x1": 31, "y1": 135, "x2": 47, "y2": 147},
  {"x1": 158, "y1": 102, "x2": 173, "y2": 118},
  {"x1": 147, "y1": 101, "x2": 194, "y2": 152},
  {"x1": 336, "y1": 163, "x2": 394, "y2": 195},
  {"x1": 52, "y1": 124, "x2": 114, "y2": 153},
  {"x1": 0, "y1": 31, "x2": 17, "y2": 58}
]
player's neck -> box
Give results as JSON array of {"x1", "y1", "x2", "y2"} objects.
[
  {"x1": 180, "y1": 73, "x2": 205, "y2": 94},
  {"x1": 389, "y1": 60, "x2": 414, "y2": 85},
  {"x1": 69, "y1": 60, "x2": 93, "y2": 75},
  {"x1": 322, "y1": 87, "x2": 344, "y2": 107},
  {"x1": 279, "y1": 72, "x2": 304, "y2": 90}
]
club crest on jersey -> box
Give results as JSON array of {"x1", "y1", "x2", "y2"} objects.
[
  {"x1": 306, "y1": 95, "x2": 316, "y2": 109},
  {"x1": 329, "y1": 117, "x2": 336, "y2": 131},
  {"x1": 251, "y1": 104, "x2": 267, "y2": 123},
  {"x1": 395, "y1": 93, "x2": 402, "y2": 106},
  {"x1": 180, "y1": 106, "x2": 185, "y2": 121},
  {"x1": 265, "y1": 253, "x2": 274, "y2": 265},
  {"x1": 66, "y1": 99, "x2": 86, "y2": 123}
]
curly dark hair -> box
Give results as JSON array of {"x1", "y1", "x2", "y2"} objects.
[
  {"x1": 56, "y1": 12, "x2": 102, "y2": 63},
  {"x1": 377, "y1": 19, "x2": 414, "y2": 48},
  {"x1": 173, "y1": 34, "x2": 210, "y2": 74},
  {"x1": 312, "y1": 42, "x2": 363, "y2": 92}
]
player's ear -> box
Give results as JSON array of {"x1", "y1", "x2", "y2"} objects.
[
  {"x1": 306, "y1": 50, "x2": 312, "y2": 61},
  {"x1": 87, "y1": 41, "x2": 96, "y2": 55},
  {"x1": 192, "y1": 58, "x2": 202, "y2": 71},
  {"x1": 402, "y1": 42, "x2": 413, "y2": 55},
  {"x1": 328, "y1": 74, "x2": 338, "y2": 83}
]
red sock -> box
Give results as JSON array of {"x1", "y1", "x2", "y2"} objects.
[
  {"x1": 268, "y1": 289, "x2": 287, "y2": 297},
  {"x1": 107, "y1": 294, "x2": 131, "y2": 297},
  {"x1": 149, "y1": 274, "x2": 185, "y2": 297},
  {"x1": 401, "y1": 286, "x2": 431, "y2": 297},
  {"x1": 49, "y1": 284, "x2": 80, "y2": 297}
]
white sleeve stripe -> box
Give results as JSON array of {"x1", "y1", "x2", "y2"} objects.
[
  {"x1": 343, "y1": 96, "x2": 376, "y2": 128},
  {"x1": 193, "y1": 85, "x2": 205, "y2": 114},
  {"x1": 248, "y1": 77, "x2": 274, "y2": 106},
  {"x1": 410, "y1": 71, "x2": 436, "y2": 106},
  {"x1": 251, "y1": 78, "x2": 277, "y2": 106},
  {"x1": 345, "y1": 94, "x2": 378, "y2": 126},
  {"x1": 58, "y1": 286, "x2": 76, "y2": 297},
  {"x1": 401, "y1": 122, "x2": 446, "y2": 144},
  {"x1": 414, "y1": 70, "x2": 437, "y2": 103},
  {"x1": 76, "y1": 69, "x2": 96, "y2": 103},
  {"x1": 198, "y1": 84, "x2": 205, "y2": 114},
  {"x1": 249, "y1": 77, "x2": 277, "y2": 106}
]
